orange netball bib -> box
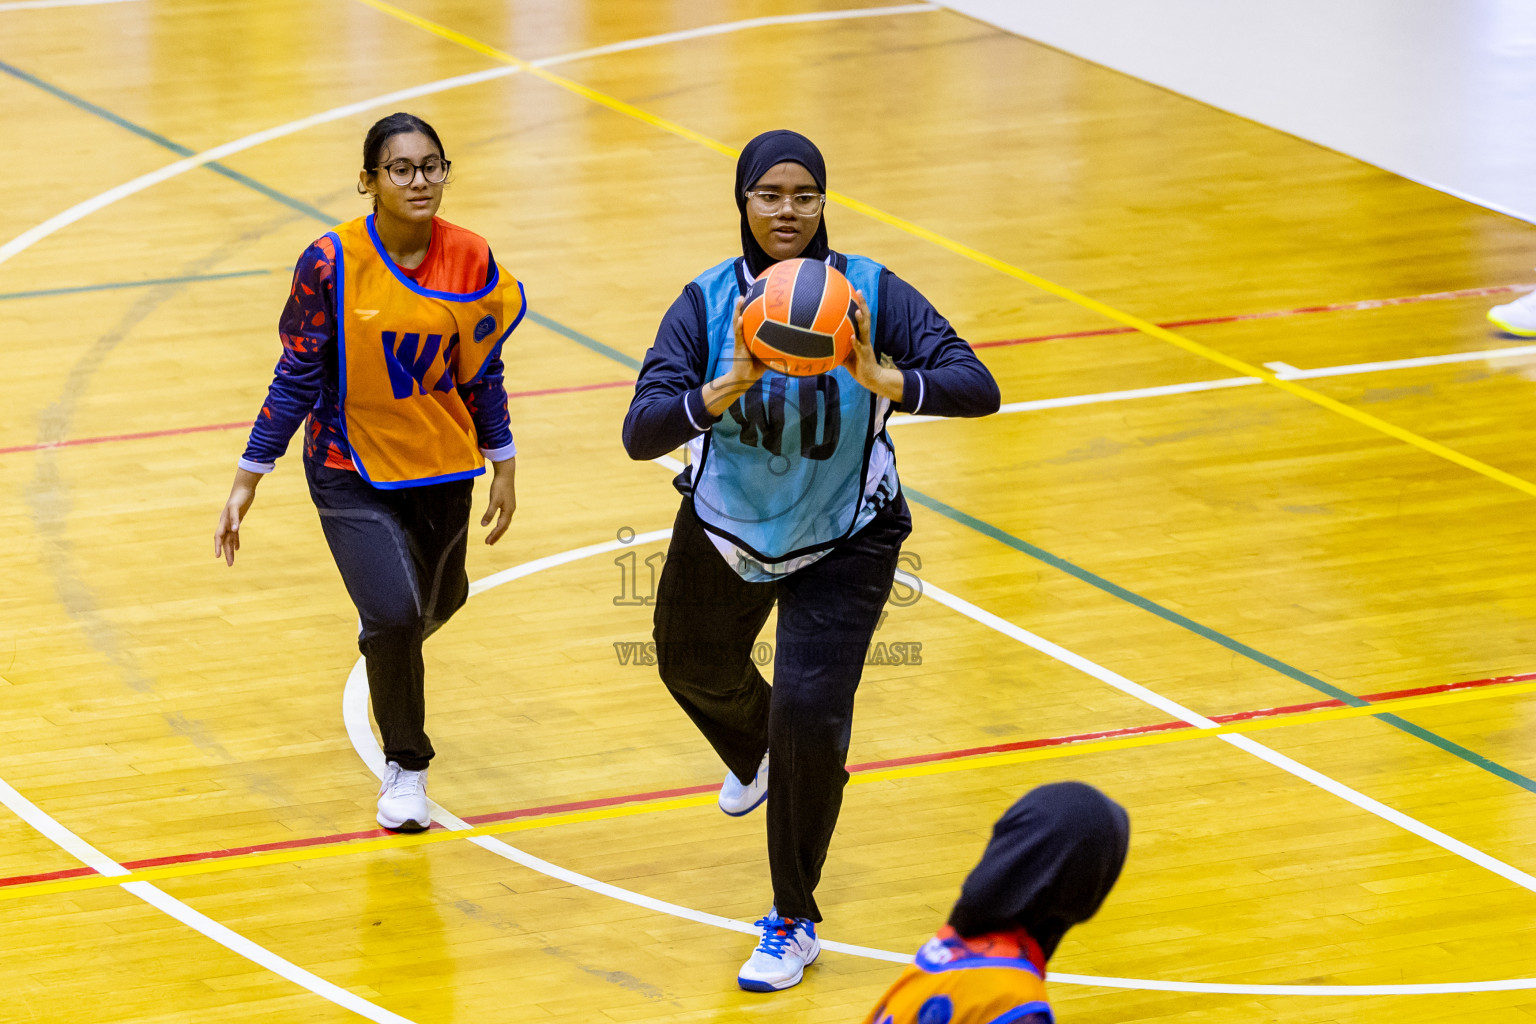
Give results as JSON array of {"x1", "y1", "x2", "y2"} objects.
[
  {"x1": 864, "y1": 929, "x2": 1054, "y2": 1024},
  {"x1": 331, "y1": 214, "x2": 525, "y2": 488}
]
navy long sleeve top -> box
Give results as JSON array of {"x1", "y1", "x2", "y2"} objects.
[{"x1": 622, "y1": 253, "x2": 1000, "y2": 461}]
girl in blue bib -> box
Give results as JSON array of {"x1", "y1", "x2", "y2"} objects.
[{"x1": 623, "y1": 130, "x2": 1000, "y2": 992}]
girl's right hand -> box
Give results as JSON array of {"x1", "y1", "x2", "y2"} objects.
[
  {"x1": 730, "y1": 296, "x2": 769, "y2": 384},
  {"x1": 215, "y1": 468, "x2": 263, "y2": 566},
  {"x1": 702, "y1": 298, "x2": 768, "y2": 417}
]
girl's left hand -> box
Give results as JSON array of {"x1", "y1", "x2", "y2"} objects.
[
  {"x1": 843, "y1": 289, "x2": 905, "y2": 402},
  {"x1": 482, "y1": 457, "x2": 517, "y2": 545}
]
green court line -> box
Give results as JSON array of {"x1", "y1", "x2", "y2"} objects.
[
  {"x1": 904, "y1": 489, "x2": 1362, "y2": 703},
  {"x1": 0, "y1": 269, "x2": 271, "y2": 301},
  {"x1": 525, "y1": 310, "x2": 642, "y2": 370},
  {"x1": 903, "y1": 486, "x2": 1536, "y2": 794},
  {"x1": 1, "y1": 59, "x2": 610, "y2": 363},
  {"x1": 0, "y1": 60, "x2": 336, "y2": 223},
  {"x1": 16, "y1": 45, "x2": 1531, "y2": 797}
]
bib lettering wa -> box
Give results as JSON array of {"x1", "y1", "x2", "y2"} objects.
[
  {"x1": 691, "y1": 255, "x2": 884, "y2": 563},
  {"x1": 332, "y1": 215, "x2": 525, "y2": 488}
]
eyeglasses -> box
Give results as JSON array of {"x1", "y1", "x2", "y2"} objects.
[
  {"x1": 744, "y1": 190, "x2": 826, "y2": 216},
  {"x1": 375, "y1": 157, "x2": 450, "y2": 187}
]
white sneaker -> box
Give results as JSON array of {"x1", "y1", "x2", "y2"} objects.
[
  {"x1": 738, "y1": 910, "x2": 819, "y2": 992},
  {"x1": 1488, "y1": 289, "x2": 1536, "y2": 336},
  {"x1": 377, "y1": 761, "x2": 430, "y2": 832},
  {"x1": 718, "y1": 752, "x2": 768, "y2": 816}
]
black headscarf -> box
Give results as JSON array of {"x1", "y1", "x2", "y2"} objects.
[
  {"x1": 735, "y1": 130, "x2": 831, "y2": 279},
  {"x1": 948, "y1": 781, "x2": 1130, "y2": 959}
]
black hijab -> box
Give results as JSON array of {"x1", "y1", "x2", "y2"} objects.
[
  {"x1": 735, "y1": 130, "x2": 831, "y2": 279},
  {"x1": 948, "y1": 781, "x2": 1130, "y2": 959}
]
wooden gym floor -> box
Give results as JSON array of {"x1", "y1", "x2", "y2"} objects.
[{"x1": 3, "y1": 1, "x2": 1535, "y2": 1021}]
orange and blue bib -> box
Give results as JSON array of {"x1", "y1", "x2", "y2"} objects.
[
  {"x1": 331, "y1": 214, "x2": 525, "y2": 488},
  {"x1": 863, "y1": 927, "x2": 1054, "y2": 1024}
]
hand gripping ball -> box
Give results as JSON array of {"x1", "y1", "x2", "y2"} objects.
[{"x1": 741, "y1": 258, "x2": 857, "y2": 377}]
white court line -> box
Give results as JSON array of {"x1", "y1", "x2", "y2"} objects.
[
  {"x1": 890, "y1": 375, "x2": 1259, "y2": 425},
  {"x1": 340, "y1": 535, "x2": 1536, "y2": 995},
  {"x1": 0, "y1": 65, "x2": 520, "y2": 270},
  {"x1": 0, "y1": 0, "x2": 138, "y2": 10},
  {"x1": 531, "y1": 4, "x2": 936, "y2": 66},
  {"x1": 0, "y1": 4, "x2": 938, "y2": 271},
  {"x1": 652, "y1": 454, "x2": 687, "y2": 474},
  {"x1": 1271, "y1": 344, "x2": 1536, "y2": 379},
  {"x1": 15, "y1": 0, "x2": 1530, "y2": 997},
  {"x1": 906, "y1": 574, "x2": 1536, "y2": 899},
  {"x1": 888, "y1": 344, "x2": 1536, "y2": 426},
  {"x1": 0, "y1": 1, "x2": 934, "y2": 1009},
  {"x1": 0, "y1": 775, "x2": 417, "y2": 1023},
  {"x1": 342, "y1": 650, "x2": 907, "y2": 969}
]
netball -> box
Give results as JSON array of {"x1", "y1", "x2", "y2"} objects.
[
  {"x1": 16, "y1": 2, "x2": 1532, "y2": 1019},
  {"x1": 741, "y1": 258, "x2": 857, "y2": 376}
]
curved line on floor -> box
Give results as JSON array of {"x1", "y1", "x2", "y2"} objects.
[
  {"x1": 0, "y1": 4, "x2": 937, "y2": 268},
  {"x1": 340, "y1": 529, "x2": 1536, "y2": 997}
]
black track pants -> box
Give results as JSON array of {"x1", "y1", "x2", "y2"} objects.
[
  {"x1": 653, "y1": 494, "x2": 910, "y2": 921},
  {"x1": 306, "y1": 459, "x2": 473, "y2": 772}
]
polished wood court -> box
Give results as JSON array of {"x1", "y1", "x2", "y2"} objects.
[{"x1": 3, "y1": 1, "x2": 1536, "y2": 1021}]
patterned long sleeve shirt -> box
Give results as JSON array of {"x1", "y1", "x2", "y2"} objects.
[{"x1": 240, "y1": 234, "x2": 515, "y2": 474}]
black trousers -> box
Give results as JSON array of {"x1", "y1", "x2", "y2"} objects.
[
  {"x1": 306, "y1": 460, "x2": 473, "y2": 772},
  {"x1": 654, "y1": 494, "x2": 911, "y2": 922}
]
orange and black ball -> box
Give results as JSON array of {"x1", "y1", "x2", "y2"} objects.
[{"x1": 741, "y1": 258, "x2": 857, "y2": 377}]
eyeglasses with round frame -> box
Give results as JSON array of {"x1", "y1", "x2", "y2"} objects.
[
  {"x1": 374, "y1": 157, "x2": 451, "y2": 187},
  {"x1": 744, "y1": 189, "x2": 826, "y2": 216}
]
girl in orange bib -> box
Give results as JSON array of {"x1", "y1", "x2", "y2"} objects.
[
  {"x1": 863, "y1": 782, "x2": 1129, "y2": 1024},
  {"x1": 215, "y1": 113, "x2": 525, "y2": 832}
]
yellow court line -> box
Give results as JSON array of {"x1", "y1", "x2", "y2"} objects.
[
  {"x1": 352, "y1": 0, "x2": 1536, "y2": 501},
  {"x1": 2, "y1": 792, "x2": 718, "y2": 904},
  {"x1": 5, "y1": 677, "x2": 1530, "y2": 905},
  {"x1": 351, "y1": 0, "x2": 736, "y2": 158}
]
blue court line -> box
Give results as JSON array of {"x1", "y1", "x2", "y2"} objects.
[
  {"x1": 1, "y1": 59, "x2": 335, "y2": 223},
  {"x1": 0, "y1": 269, "x2": 271, "y2": 301},
  {"x1": 15, "y1": 46, "x2": 1530, "y2": 796},
  {"x1": 902, "y1": 486, "x2": 1536, "y2": 794},
  {"x1": 525, "y1": 310, "x2": 643, "y2": 370},
  {"x1": 2, "y1": 58, "x2": 608, "y2": 357}
]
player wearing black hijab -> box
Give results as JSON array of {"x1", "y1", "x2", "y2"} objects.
[
  {"x1": 623, "y1": 129, "x2": 999, "y2": 991},
  {"x1": 863, "y1": 782, "x2": 1131, "y2": 1023}
]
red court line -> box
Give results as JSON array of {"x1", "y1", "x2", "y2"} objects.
[
  {"x1": 2, "y1": 669, "x2": 1528, "y2": 894},
  {"x1": 505, "y1": 378, "x2": 634, "y2": 399},
  {"x1": 0, "y1": 379, "x2": 637, "y2": 456},
  {"x1": 0, "y1": 421, "x2": 255, "y2": 456},
  {"x1": 460, "y1": 782, "x2": 720, "y2": 827},
  {"x1": 975, "y1": 283, "x2": 1530, "y2": 350},
  {"x1": 842, "y1": 672, "x2": 1536, "y2": 771},
  {"x1": 0, "y1": 865, "x2": 98, "y2": 887},
  {"x1": 2, "y1": 283, "x2": 1524, "y2": 456}
]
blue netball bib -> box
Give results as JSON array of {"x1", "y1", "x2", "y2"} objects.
[{"x1": 690, "y1": 254, "x2": 885, "y2": 564}]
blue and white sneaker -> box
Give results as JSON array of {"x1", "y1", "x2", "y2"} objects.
[
  {"x1": 737, "y1": 910, "x2": 819, "y2": 991},
  {"x1": 718, "y1": 752, "x2": 768, "y2": 816}
]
